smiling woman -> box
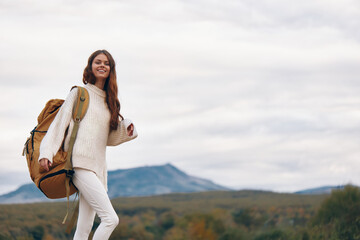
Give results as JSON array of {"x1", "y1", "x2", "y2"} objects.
[{"x1": 38, "y1": 50, "x2": 138, "y2": 240}]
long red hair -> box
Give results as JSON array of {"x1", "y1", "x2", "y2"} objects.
[{"x1": 83, "y1": 50, "x2": 122, "y2": 130}]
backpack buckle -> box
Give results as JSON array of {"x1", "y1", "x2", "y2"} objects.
[{"x1": 66, "y1": 169, "x2": 75, "y2": 177}]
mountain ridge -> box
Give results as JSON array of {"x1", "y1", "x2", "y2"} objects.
[
  {"x1": 0, "y1": 163, "x2": 346, "y2": 204},
  {"x1": 294, "y1": 185, "x2": 345, "y2": 195},
  {"x1": 0, "y1": 163, "x2": 229, "y2": 204}
]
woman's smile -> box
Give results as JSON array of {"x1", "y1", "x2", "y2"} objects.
[{"x1": 92, "y1": 53, "x2": 110, "y2": 81}]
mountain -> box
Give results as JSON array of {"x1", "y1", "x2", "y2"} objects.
[
  {"x1": 107, "y1": 163, "x2": 228, "y2": 198},
  {"x1": 0, "y1": 183, "x2": 49, "y2": 204},
  {"x1": 295, "y1": 185, "x2": 344, "y2": 195},
  {"x1": 0, "y1": 163, "x2": 229, "y2": 204}
]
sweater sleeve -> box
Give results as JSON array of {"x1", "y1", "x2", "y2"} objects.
[
  {"x1": 107, "y1": 119, "x2": 138, "y2": 146},
  {"x1": 38, "y1": 88, "x2": 78, "y2": 163}
]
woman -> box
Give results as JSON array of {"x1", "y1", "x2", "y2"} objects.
[{"x1": 39, "y1": 50, "x2": 138, "y2": 239}]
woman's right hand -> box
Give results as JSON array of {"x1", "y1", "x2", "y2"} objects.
[{"x1": 39, "y1": 158, "x2": 52, "y2": 172}]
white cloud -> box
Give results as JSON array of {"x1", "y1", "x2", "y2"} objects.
[{"x1": 1, "y1": 0, "x2": 360, "y2": 193}]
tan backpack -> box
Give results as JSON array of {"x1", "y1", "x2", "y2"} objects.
[{"x1": 22, "y1": 86, "x2": 89, "y2": 225}]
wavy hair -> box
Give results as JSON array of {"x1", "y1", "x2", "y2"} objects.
[{"x1": 83, "y1": 50, "x2": 122, "y2": 130}]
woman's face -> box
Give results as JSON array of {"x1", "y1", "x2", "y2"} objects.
[{"x1": 92, "y1": 53, "x2": 110, "y2": 81}]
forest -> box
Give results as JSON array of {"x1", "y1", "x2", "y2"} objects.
[{"x1": 0, "y1": 185, "x2": 359, "y2": 240}]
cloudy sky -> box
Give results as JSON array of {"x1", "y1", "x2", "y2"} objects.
[{"x1": 1, "y1": 0, "x2": 360, "y2": 195}]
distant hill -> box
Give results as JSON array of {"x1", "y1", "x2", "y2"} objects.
[
  {"x1": 107, "y1": 163, "x2": 228, "y2": 198},
  {"x1": 0, "y1": 183, "x2": 48, "y2": 204},
  {"x1": 0, "y1": 163, "x2": 229, "y2": 204},
  {"x1": 295, "y1": 185, "x2": 345, "y2": 195}
]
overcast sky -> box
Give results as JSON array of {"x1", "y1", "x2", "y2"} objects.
[{"x1": 1, "y1": 0, "x2": 360, "y2": 195}]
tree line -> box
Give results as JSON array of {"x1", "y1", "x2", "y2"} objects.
[{"x1": 0, "y1": 186, "x2": 358, "y2": 239}]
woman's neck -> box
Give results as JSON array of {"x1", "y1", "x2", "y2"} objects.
[{"x1": 94, "y1": 79, "x2": 106, "y2": 90}]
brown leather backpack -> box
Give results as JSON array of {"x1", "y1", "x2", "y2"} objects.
[{"x1": 22, "y1": 86, "x2": 89, "y2": 225}]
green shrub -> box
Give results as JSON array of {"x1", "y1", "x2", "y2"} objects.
[
  {"x1": 254, "y1": 229, "x2": 288, "y2": 240},
  {"x1": 232, "y1": 208, "x2": 264, "y2": 229},
  {"x1": 311, "y1": 185, "x2": 360, "y2": 240},
  {"x1": 218, "y1": 228, "x2": 244, "y2": 240}
]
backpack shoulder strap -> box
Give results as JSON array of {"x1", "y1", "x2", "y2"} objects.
[
  {"x1": 62, "y1": 86, "x2": 89, "y2": 225},
  {"x1": 65, "y1": 86, "x2": 89, "y2": 168},
  {"x1": 72, "y1": 86, "x2": 89, "y2": 122}
]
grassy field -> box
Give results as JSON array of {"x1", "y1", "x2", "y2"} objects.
[{"x1": 0, "y1": 190, "x2": 330, "y2": 240}]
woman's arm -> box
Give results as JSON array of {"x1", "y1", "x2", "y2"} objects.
[
  {"x1": 38, "y1": 88, "x2": 78, "y2": 166},
  {"x1": 107, "y1": 119, "x2": 138, "y2": 146}
]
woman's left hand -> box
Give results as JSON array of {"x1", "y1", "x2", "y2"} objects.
[{"x1": 127, "y1": 123, "x2": 134, "y2": 136}]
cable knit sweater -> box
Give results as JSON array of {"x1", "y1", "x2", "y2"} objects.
[{"x1": 39, "y1": 84, "x2": 138, "y2": 190}]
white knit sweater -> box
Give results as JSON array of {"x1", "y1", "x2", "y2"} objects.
[{"x1": 39, "y1": 84, "x2": 138, "y2": 190}]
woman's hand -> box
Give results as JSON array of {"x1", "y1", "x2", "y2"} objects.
[
  {"x1": 127, "y1": 123, "x2": 134, "y2": 137},
  {"x1": 39, "y1": 158, "x2": 52, "y2": 172}
]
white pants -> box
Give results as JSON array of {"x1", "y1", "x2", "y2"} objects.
[{"x1": 72, "y1": 168, "x2": 119, "y2": 240}]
